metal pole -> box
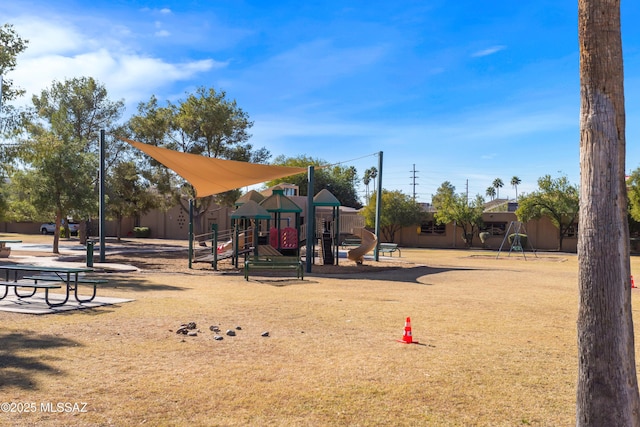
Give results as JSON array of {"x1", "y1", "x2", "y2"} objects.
[
  {"x1": 188, "y1": 199, "x2": 193, "y2": 269},
  {"x1": 374, "y1": 151, "x2": 383, "y2": 261},
  {"x1": 305, "y1": 166, "x2": 315, "y2": 273},
  {"x1": 99, "y1": 129, "x2": 106, "y2": 262}
]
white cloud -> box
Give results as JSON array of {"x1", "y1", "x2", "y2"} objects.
[
  {"x1": 14, "y1": 51, "x2": 223, "y2": 107},
  {"x1": 13, "y1": 17, "x2": 89, "y2": 56},
  {"x1": 471, "y1": 45, "x2": 506, "y2": 58}
]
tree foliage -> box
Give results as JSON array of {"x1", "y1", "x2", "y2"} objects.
[
  {"x1": 492, "y1": 178, "x2": 504, "y2": 199},
  {"x1": 626, "y1": 167, "x2": 640, "y2": 223},
  {"x1": 515, "y1": 174, "x2": 579, "y2": 251},
  {"x1": 105, "y1": 161, "x2": 160, "y2": 241},
  {"x1": 432, "y1": 181, "x2": 455, "y2": 207},
  {"x1": 432, "y1": 183, "x2": 485, "y2": 247},
  {"x1": 361, "y1": 190, "x2": 422, "y2": 242},
  {"x1": 0, "y1": 24, "x2": 28, "y2": 217},
  {"x1": 363, "y1": 167, "x2": 378, "y2": 201},
  {"x1": 510, "y1": 176, "x2": 522, "y2": 201},
  {"x1": 0, "y1": 24, "x2": 28, "y2": 135},
  {"x1": 266, "y1": 155, "x2": 361, "y2": 208},
  {"x1": 486, "y1": 186, "x2": 496, "y2": 200},
  {"x1": 128, "y1": 87, "x2": 267, "y2": 235},
  {"x1": 11, "y1": 77, "x2": 124, "y2": 252}
]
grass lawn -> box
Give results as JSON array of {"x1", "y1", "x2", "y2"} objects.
[{"x1": 1, "y1": 237, "x2": 639, "y2": 426}]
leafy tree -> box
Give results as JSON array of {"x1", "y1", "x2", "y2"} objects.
[
  {"x1": 266, "y1": 155, "x2": 361, "y2": 208},
  {"x1": 0, "y1": 24, "x2": 28, "y2": 219},
  {"x1": 361, "y1": 190, "x2": 422, "y2": 242},
  {"x1": 0, "y1": 24, "x2": 28, "y2": 135},
  {"x1": 432, "y1": 181, "x2": 455, "y2": 207},
  {"x1": 433, "y1": 190, "x2": 485, "y2": 247},
  {"x1": 576, "y1": 0, "x2": 640, "y2": 423},
  {"x1": 486, "y1": 186, "x2": 496, "y2": 200},
  {"x1": 510, "y1": 176, "x2": 521, "y2": 201},
  {"x1": 626, "y1": 167, "x2": 640, "y2": 223},
  {"x1": 12, "y1": 132, "x2": 95, "y2": 252},
  {"x1": 492, "y1": 178, "x2": 504, "y2": 199},
  {"x1": 515, "y1": 175, "x2": 579, "y2": 251},
  {"x1": 105, "y1": 161, "x2": 160, "y2": 241},
  {"x1": 128, "y1": 87, "x2": 267, "y2": 236},
  {"x1": 13, "y1": 77, "x2": 124, "y2": 252}
]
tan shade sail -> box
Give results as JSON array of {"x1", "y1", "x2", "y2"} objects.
[{"x1": 123, "y1": 138, "x2": 308, "y2": 198}]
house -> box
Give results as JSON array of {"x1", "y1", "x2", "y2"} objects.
[{"x1": 399, "y1": 199, "x2": 578, "y2": 252}]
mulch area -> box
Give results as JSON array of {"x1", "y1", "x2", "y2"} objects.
[{"x1": 108, "y1": 250, "x2": 410, "y2": 275}]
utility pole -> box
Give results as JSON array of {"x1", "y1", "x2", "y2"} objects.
[
  {"x1": 410, "y1": 164, "x2": 419, "y2": 201},
  {"x1": 466, "y1": 179, "x2": 469, "y2": 205}
]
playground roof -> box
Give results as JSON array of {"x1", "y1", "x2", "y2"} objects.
[
  {"x1": 260, "y1": 188, "x2": 303, "y2": 213},
  {"x1": 123, "y1": 138, "x2": 308, "y2": 198},
  {"x1": 231, "y1": 200, "x2": 271, "y2": 220},
  {"x1": 234, "y1": 190, "x2": 265, "y2": 207},
  {"x1": 313, "y1": 189, "x2": 341, "y2": 207}
]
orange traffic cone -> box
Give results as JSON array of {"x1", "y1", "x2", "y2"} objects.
[
  {"x1": 632, "y1": 276, "x2": 636, "y2": 289},
  {"x1": 399, "y1": 317, "x2": 413, "y2": 344}
]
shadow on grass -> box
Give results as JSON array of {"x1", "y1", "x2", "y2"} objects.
[
  {"x1": 88, "y1": 275, "x2": 189, "y2": 292},
  {"x1": 310, "y1": 265, "x2": 478, "y2": 284},
  {"x1": 0, "y1": 331, "x2": 82, "y2": 390},
  {"x1": 250, "y1": 277, "x2": 308, "y2": 286}
]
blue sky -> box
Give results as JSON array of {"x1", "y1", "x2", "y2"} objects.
[{"x1": 3, "y1": 1, "x2": 640, "y2": 203}]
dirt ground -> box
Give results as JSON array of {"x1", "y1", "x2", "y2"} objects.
[{"x1": 0, "y1": 233, "x2": 606, "y2": 426}]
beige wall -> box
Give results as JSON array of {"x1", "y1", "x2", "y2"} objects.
[
  {"x1": 397, "y1": 212, "x2": 578, "y2": 253},
  {"x1": 0, "y1": 202, "x2": 579, "y2": 253},
  {"x1": 135, "y1": 204, "x2": 233, "y2": 240}
]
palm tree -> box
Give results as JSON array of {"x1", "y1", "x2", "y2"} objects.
[
  {"x1": 576, "y1": 0, "x2": 640, "y2": 422},
  {"x1": 486, "y1": 186, "x2": 496, "y2": 200},
  {"x1": 368, "y1": 167, "x2": 378, "y2": 191},
  {"x1": 511, "y1": 176, "x2": 521, "y2": 201},
  {"x1": 363, "y1": 170, "x2": 372, "y2": 200},
  {"x1": 492, "y1": 178, "x2": 504, "y2": 199}
]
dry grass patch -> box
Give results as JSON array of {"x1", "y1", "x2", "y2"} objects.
[{"x1": 2, "y1": 236, "x2": 640, "y2": 426}]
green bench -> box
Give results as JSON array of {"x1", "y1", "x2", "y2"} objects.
[
  {"x1": 244, "y1": 256, "x2": 304, "y2": 281},
  {"x1": 379, "y1": 243, "x2": 401, "y2": 257},
  {"x1": 341, "y1": 238, "x2": 362, "y2": 249}
]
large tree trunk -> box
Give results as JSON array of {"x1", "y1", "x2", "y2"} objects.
[{"x1": 577, "y1": 0, "x2": 640, "y2": 425}]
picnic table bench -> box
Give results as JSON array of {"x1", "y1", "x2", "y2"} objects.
[
  {"x1": 379, "y1": 243, "x2": 401, "y2": 257},
  {"x1": 24, "y1": 275, "x2": 108, "y2": 303},
  {"x1": 244, "y1": 255, "x2": 304, "y2": 281},
  {"x1": 0, "y1": 279, "x2": 62, "y2": 302},
  {"x1": 0, "y1": 264, "x2": 103, "y2": 307}
]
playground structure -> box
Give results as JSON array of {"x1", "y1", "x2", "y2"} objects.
[
  {"x1": 496, "y1": 221, "x2": 538, "y2": 259},
  {"x1": 347, "y1": 228, "x2": 378, "y2": 264},
  {"x1": 189, "y1": 186, "x2": 379, "y2": 270},
  {"x1": 121, "y1": 138, "x2": 385, "y2": 273}
]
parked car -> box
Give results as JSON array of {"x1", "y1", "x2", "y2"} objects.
[{"x1": 40, "y1": 222, "x2": 80, "y2": 236}]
